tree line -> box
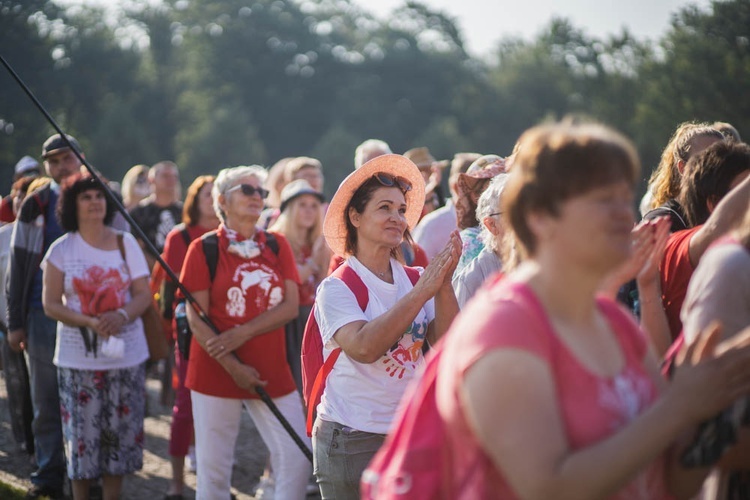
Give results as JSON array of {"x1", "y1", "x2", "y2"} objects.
[{"x1": 1, "y1": 0, "x2": 749, "y2": 198}]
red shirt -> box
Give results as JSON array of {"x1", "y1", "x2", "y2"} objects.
[
  {"x1": 660, "y1": 226, "x2": 701, "y2": 340},
  {"x1": 181, "y1": 225, "x2": 300, "y2": 399},
  {"x1": 0, "y1": 195, "x2": 14, "y2": 224}
]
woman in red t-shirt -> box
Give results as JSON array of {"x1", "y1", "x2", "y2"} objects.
[
  {"x1": 269, "y1": 179, "x2": 330, "y2": 392},
  {"x1": 431, "y1": 123, "x2": 750, "y2": 499},
  {"x1": 161, "y1": 175, "x2": 219, "y2": 500},
  {"x1": 180, "y1": 166, "x2": 310, "y2": 499}
]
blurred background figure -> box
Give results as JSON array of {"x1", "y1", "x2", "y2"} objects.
[
  {"x1": 413, "y1": 152, "x2": 480, "y2": 261},
  {"x1": 641, "y1": 123, "x2": 724, "y2": 227},
  {"x1": 121, "y1": 164, "x2": 151, "y2": 211},
  {"x1": 129, "y1": 161, "x2": 183, "y2": 271},
  {"x1": 158, "y1": 175, "x2": 220, "y2": 500},
  {"x1": 0, "y1": 155, "x2": 41, "y2": 225},
  {"x1": 454, "y1": 154, "x2": 507, "y2": 273},
  {"x1": 403, "y1": 147, "x2": 449, "y2": 218},
  {"x1": 259, "y1": 157, "x2": 294, "y2": 230},
  {"x1": 452, "y1": 173, "x2": 509, "y2": 307},
  {"x1": 269, "y1": 179, "x2": 329, "y2": 392},
  {"x1": 0, "y1": 176, "x2": 37, "y2": 460},
  {"x1": 354, "y1": 139, "x2": 391, "y2": 169}
]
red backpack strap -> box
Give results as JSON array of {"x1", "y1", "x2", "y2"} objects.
[
  {"x1": 306, "y1": 261, "x2": 369, "y2": 436},
  {"x1": 333, "y1": 262, "x2": 369, "y2": 309},
  {"x1": 306, "y1": 342, "x2": 342, "y2": 436}
]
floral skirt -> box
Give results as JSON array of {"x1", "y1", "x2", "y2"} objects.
[{"x1": 58, "y1": 363, "x2": 146, "y2": 479}]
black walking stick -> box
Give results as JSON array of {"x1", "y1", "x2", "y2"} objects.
[{"x1": 0, "y1": 53, "x2": 314, "y2": 463}]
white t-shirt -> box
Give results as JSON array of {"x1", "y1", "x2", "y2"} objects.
[
  {"x1": 314, "y1": 256, "x2": 435, "y2": 434},
  {"x1": 412, "y1": 199, "x2": 456, "y2": 260},
  {"x1": 42, "y1": 231, "x2": 150, "y2": 369}
]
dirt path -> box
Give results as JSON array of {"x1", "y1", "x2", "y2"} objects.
[{"x1": 0, "y1": 371, "x2": 272, "y2": 499}]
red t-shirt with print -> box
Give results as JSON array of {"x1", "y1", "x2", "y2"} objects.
[
  {"x1": 660, "y1": 226, "x2": 701, "y2": 340},
  {"x1": 181, "y1": 226, "x2": 300, "y2": 399}
]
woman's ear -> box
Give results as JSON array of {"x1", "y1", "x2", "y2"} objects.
[
  {"x1": 348, "y1": 206, "x2": 361, "y2": 228},
  {"x1": 482, "y1": 216, "x2": 499, "y2": 236}
]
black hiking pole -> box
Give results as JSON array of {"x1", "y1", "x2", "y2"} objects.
[{"x1": 1, "y1": 53, "x2": 313, "y2": 463}]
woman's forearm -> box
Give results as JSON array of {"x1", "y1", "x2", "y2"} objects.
[
  {"x1": 122, "y1": 289, "x2": 152, "y2": 323},
  {"x1": 43, "y1": 301, "x2": 95, "y2": 329},
  {"x1": 531, "y1": 397, "x2": 693, "y2": 499},
  {"x1": 338, "y1": 285, "x2": 434, "y2": 363}
]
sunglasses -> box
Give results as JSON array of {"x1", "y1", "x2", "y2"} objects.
[
  {"x1": 373, "y1": 173, "x2": 412, "y2": 194},
  {"x1": 227, "y1": 183, "x2": 269, "y2": 199}
]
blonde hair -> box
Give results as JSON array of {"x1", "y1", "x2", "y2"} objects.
[
  {"x1": 269, "y1": 193, "x2": 323, "y2": 256},
  {"x1": 27, "y1": 176, "x2": 52, "y2": 194},
  {"x1": 648, "y1": 122, "x2": 724, "y2": 208}
]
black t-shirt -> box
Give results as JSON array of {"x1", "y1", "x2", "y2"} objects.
[{"x1": 129, "y1": 201, "x2": 183, "y2": 253}]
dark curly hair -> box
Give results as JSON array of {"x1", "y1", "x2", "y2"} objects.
[{"x1": 57, "y1": 173, "x2": 116, "y2": 232}]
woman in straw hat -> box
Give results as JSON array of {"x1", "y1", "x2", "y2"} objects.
[{"x1": 313, "y1": 154, "x2": 461, "y2": 498}]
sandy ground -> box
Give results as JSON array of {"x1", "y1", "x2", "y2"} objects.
[{"x1": 0, "y1": 369, "x2": 277, "y2": 499}]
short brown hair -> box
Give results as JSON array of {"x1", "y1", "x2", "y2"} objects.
[
  {"x1": 502, "y1": 122, "x2": 640, "y2": 258},
  {"x1": 679, "y1": 140, "x2": 750, "y2": 227},
  {"x1": 183, "y1": 175, "x2": 215, "y2": 225}
]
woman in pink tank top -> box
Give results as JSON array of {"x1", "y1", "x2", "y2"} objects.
[{"x1": 442, "y1": 122, "x2": 750, "y2": 499}]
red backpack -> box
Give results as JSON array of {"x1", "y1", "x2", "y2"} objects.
[
  {"x1": 360, "y1": 344, "x2": 455, "y2": 499},
  {"x1": 301, "y1": 262, "x2": 420, "y2": 437}
]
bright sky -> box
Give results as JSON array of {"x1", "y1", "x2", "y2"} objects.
[
  {"x1": 368, "y1": 0, "x2": 712, "y2": 56},
  {"x1": 60, "y1": 0, "x2": 713, "y2": 57}
]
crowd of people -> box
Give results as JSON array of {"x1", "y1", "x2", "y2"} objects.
[{"x1": 0, "y1": 118, "x2": 748, "y2": 500}]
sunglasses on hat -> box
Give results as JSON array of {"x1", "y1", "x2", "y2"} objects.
[
  {"x1": 373, "y1": 173, "x2": 412, "y2": 194},
  {"x1": 227, "y1": 183, "x2": 269, "y2": 199}
]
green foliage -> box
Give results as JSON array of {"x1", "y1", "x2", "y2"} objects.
[{"x1": 1, "y1": 0, "x2": 748, "y2": 200}]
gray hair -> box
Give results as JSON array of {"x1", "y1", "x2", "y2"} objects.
[
  {"x1": 212, "y1": 165, "x2": 268, "y2": 221},
  {"x1": 476, "y1": 173, "x2": 509, "y2": 253},
  {"x1": 354, "y1": 139, "x2": 392, "y2": 169}
]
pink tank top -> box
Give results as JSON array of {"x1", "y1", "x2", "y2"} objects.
[{"x1": 437, "y1": 279, "x2": 671, "y2": 499}]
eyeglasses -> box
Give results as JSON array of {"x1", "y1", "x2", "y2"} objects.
[
  {"x1": 227, "y1": 183, "x2": 269, "y2": 199},
  {"x1": 373, "y1": 173, "x2": 412, "y2": 194},
  {"x1": 489, "y1": 212, "x2": 503, "y2": 217}
]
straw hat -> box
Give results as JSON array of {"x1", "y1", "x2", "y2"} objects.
[
  {"x1": 457, "y1": 154, "x2": 507, "y2": 194},
  {"x1": 403, "y1": 147, "x2": 449, "y2": 170},
  {"x1": 323, "y1": 154, "x2": 425, "y2": 256}
]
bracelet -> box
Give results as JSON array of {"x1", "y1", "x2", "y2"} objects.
[{"x1": 116, "y1": 308, "x2": 130, "y2": 323}]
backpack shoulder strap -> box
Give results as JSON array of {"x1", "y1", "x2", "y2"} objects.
[
  {"x1": 332, "y1": 262, "x2": 368, "y2": 310},
  {"x1": 116, "y1": 233, "x2": 126, "y2": 260},
  {"x1": 179, "y1": 224, "x2": 191, "y2": 247},
  {"x1": 264, "y1": 230, "x2": 280, "y2": 256},
  {"x1": 201, "y1": 231, "x2": 219, "y2": 282}
]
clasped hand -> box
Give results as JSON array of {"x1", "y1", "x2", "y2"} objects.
[
  {"x1": 89, "y1": 310, "x2": 127, "y2": 339},
  {"x1": 205, "y1": 326, "x2": 247, "y2": 359},
  {"x1": 417, "y1": 230, "x2": 462, "y2": 297}
]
